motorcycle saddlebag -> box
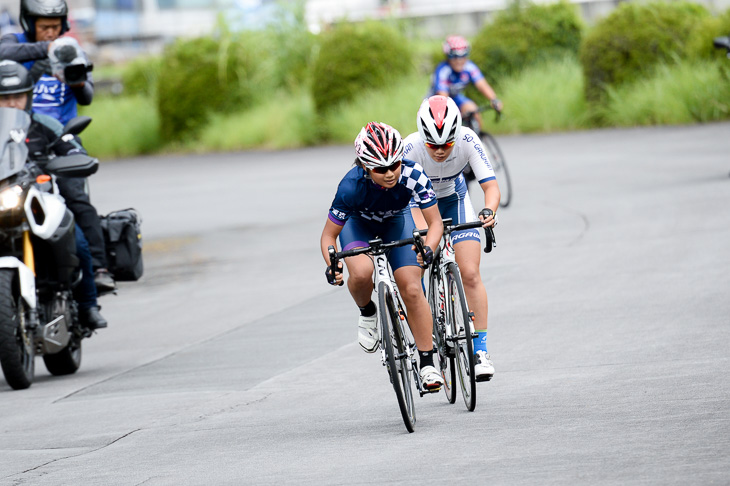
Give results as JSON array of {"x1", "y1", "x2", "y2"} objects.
[{"x1": 99, "y1": 208, "x2": 143, "y2": 281}]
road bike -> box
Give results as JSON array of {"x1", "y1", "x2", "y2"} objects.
[
  {"x1": 328, "y1": 231, "x2": 434, "y2": 433},
  {"x1": 425, "y1": 218, "x2": 495, "y2": 411},
  {"x1": 462, "y1": 107, "x2": 513, "y2": 208}
]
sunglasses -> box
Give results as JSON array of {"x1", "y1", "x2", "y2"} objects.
[
  {"x1": 424, "y1": 141, "x2": 455, "y2": 151},
  {"x1": 371, "y1": 161, "x2": 401, "y2": 174}
]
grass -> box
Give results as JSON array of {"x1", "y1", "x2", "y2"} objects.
[
  {"x1": 601, "y1": 60, "x2": 730, "y2": 126},
  {"x1": 79, "y1": 95, "x2": 160, "y2": 159},
  {"x1": 490, "y1": 56, "x2": 592, "y2": 134}
]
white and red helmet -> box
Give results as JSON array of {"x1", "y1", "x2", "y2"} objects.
[
  {"x1": 354, "y1": 122, "x2": 404, "y2": 169},
  {"x1": 443, "y1": 35, "x2": 470, "y2": 58},
  {"x1": 417, "y1": 95, "x2": 462, "y2": 145}
]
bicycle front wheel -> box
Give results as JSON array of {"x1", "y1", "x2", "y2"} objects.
[
  {"x1": 481, "y1": 132, "x2": 512, "y2": 208},
  {"x1": 428, "y1": 267, "x2": 456, "y2": 404},
  {"x1": 445, "y1": 263, "x2": 477, "y2": 411},
  {"x1": 379, "y1": 282, "x2": 416, "y2": 433}
]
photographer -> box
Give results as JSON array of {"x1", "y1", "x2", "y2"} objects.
[{"x1": 0, "y1": 0, "x2": 93, "y2": 125}]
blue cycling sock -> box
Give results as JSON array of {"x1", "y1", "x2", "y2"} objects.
[{"x1": 473, "y1": 330, "x2": 488, "y2": 354}]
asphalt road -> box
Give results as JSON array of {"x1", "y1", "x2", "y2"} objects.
[{"x1": 1, "y1": 123, "x2": 729, "y2": 485}]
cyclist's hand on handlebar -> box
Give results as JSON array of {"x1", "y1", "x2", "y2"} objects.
[
  {"x1": 479, "y1": 208, "x2": 498, "y2": 228},
  {"x1": 490, "y1": 98, "x2": 503, "y2": 113},
  {"x1": 325, "y1": 262, "x2": 344, "y2": 286},
  {"x1": 413, "y1": 244, "x2": 434, "y2": 268}
]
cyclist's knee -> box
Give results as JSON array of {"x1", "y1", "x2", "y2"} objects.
[
  {"x1": 460, "y1": 267, "x2": 483, "y2": 289},
  {"x1": 399, "y1": 279, "x2": 426, "y2": 305}
]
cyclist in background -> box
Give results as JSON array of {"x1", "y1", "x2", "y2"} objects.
[
  {"x1": 320, "y1": 122, "x2": 446, "y2": 390},
  {"x1": 404, "y1": 95, "x2": 499, "y2": 381},
  {"x1": 431, "y1": 35, "x2": 503, "y2": 132}
]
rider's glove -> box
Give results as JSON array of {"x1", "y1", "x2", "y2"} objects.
[
  {"x1": 325, "y1": 266, "x2": 340, "y2": 286},
  {"x1": 479, "y1": 208, "x2": 498, "y2": 227},
  {"x1": 422, "y1": 245, "x2": 434, "y2": 268},
  {"x1": 490, "y1": 98, "x2": 502, "y2": 112}
]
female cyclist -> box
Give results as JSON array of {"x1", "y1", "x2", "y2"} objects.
[
  {"x1": 404, "y1": 95, "x2": 499, "y2": 381},
  {"x1": 320, "y1": 122, "x2": 445, "y2": 390},
  {"x1": 431, "y1": 35, "x2": 503, "y2": 131}
]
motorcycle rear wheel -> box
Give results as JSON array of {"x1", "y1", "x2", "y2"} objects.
[
  {"x1": 44, "y1": 339, "x2": 82, "y2": 376},
  {"x1": 0, "y1": 269, "x2": 35, "y2": 390}
]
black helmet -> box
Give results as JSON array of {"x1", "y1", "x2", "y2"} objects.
[
  {"x1": 20, "y1": 0, "x2": 69, "y2": 42},
  {"x1": 0, "y1": 60, "x2": 34, "y2": 113}
]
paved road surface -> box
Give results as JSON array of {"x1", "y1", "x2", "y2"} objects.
[{"x1": 1, "y1": 123, "x2": 728, "y2": 485}]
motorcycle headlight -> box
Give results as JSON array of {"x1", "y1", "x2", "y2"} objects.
[{"x1": 0, "y1": 185, "x2": 23, "y2": 211}]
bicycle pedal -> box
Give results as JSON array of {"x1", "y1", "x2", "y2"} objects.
[
  {"x1": 476, "y1": 375, "x2": 493, "y2": 383},
  {"x1": 423, "y1": 385, "x2": 442, "y2": 393}
]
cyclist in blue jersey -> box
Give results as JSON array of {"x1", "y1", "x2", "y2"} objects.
[
  {"x1": 431, "y1": 35, "x2": 503, "y2": 131},
  {"x1": 405, "y1": 95, "x2": 499, "y2": 381},
  {"x1": 320, "y1": 122, "x2": 446, "y2": 390},
  {"x1": 0, "y1": 0, "x2": 94, "y2": 126}
]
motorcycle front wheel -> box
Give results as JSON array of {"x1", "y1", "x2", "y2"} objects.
[{"x1": 0, "y1": 269, "x2": 35, "y2": 390}]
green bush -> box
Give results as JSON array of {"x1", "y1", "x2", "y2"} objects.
[
  {"x1": 470, "y1": 0, "x2": 583, "y2": 87},
  {"x1": 580, "y1": 1, "x2": 710, "y2": 101},
  {"x1": 156, "y1": 31, "x2": 262, "y2": 141},
  {"x1": 311, "y1": 21, "x2": 413, "y2": 114},
  {"x1": 121, "y1": 55, "x2": 162, "y2": 98},
  {"x1": 686, "y1": 8, "x2": 730, "y2": 61}
]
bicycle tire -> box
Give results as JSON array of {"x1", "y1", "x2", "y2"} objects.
[
  {"x1": 379, "y1": 282, "x2": 416, "y2": 433},
  {"x1": 428, "y1": 266, "x2": 456, "y2": 404},
  {"x1": 480, "y1": 131, "x2": 512, "y2": 208},
  {"x1": 445, "y1": 262, "x2": 477, "y2": 411}
]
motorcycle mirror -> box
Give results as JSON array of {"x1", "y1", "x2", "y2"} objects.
[{"x1": 62, "y1": 116, "x2": 92, "y2": 136}]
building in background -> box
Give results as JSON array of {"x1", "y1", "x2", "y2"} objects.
[{"x1": 7, "y1": 0, "x2": 730, "y2": 60}]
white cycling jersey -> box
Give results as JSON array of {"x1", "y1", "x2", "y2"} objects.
[{"x1": 402, "y1": 127, "x2": 495, "y2": 199}]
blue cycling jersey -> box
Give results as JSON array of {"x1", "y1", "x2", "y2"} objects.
[
  {"x1": 430, "y1": 60, "x2": 485, "y2": 98},
  {"x1": 14, "y1": 33, "x2": 84, "y2": 125},
  {"x1": 328, "y1": 159, "x2": 437, "y2": 226}
]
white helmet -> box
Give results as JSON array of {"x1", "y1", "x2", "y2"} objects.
[
  {"x1": 417, "y1": 95, "x2": 462, "y2": 146},
  {"x1": 354, "y1": 122, "x2": 404, "y2": 169}
]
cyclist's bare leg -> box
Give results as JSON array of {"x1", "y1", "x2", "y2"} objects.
[
  {"x1": 393, "y1": 265, "x2": 434, "y2": 351},
  {"x1": 460, "y1": 100, "x2": 482, "y2": 132},
  {"x1": 344, "y1": 254, "x2": 375, "y2": 307},
  {"x1": 453, "y1": 239, "x2": 488, "y2": 332}
]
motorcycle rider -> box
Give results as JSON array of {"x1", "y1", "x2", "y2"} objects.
[
  {"x1": 0, "y1": 0, "x2": 116, "y2": 293},
  {"x1": 0, "y1": 60, "x2": 107, "y2": 330}
]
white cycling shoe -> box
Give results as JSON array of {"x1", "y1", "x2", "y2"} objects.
[
  {"x1": 419, "y1": 365, "x2": 444, "y2": 391},
  {"x1": 475, "y1": 350, "x2": 495, "y2": 382},
  {"x1": 358, "y1": 314, "x2": 379, "y2": 353}
]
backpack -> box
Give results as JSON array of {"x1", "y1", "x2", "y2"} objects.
[{"x1": 99, "y1": 208, "x2": 143, "y2": 281}]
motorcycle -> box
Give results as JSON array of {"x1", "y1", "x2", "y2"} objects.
[{"x1": 0, "y1": 107, "x2": 100, "y2": 390}]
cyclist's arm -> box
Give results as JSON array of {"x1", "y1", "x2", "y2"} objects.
[
  {"x1": 479, "y1": 179, "x2": 500, "y2": 227},
  {"x1": 410, "y1": 206, "x2": 427, "y2": 231},
  {"x1": 474, "y1": 78, "x2": 502, "y2": 110},
  {"x1": 421, "y1": 204, "x2": 443, "y2": 251},
  {"x1": 320, "y1": 218, "x2": 343, "y2": 265}
]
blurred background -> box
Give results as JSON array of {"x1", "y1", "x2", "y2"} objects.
[{"x1": 3, "y1": 0, "x2": 729, "y2": 159}]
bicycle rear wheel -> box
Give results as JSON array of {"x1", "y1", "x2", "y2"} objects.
[
  {"x1": 428, "y1": 267, "x2": 456, "y2": 404},
  {"x1": 445, "y1": 263, "x2": 477, "y2": 411},
  {"x1": 481, "y1": 131, "x2": 512, "y2": 208},
  {"x1": 379, "y1": 282, "x2": 416, "y2": 433}
]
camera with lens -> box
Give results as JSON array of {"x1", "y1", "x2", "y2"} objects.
[{"x1": 49, "y1": 37, "x2": 93, "y2": 86}]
